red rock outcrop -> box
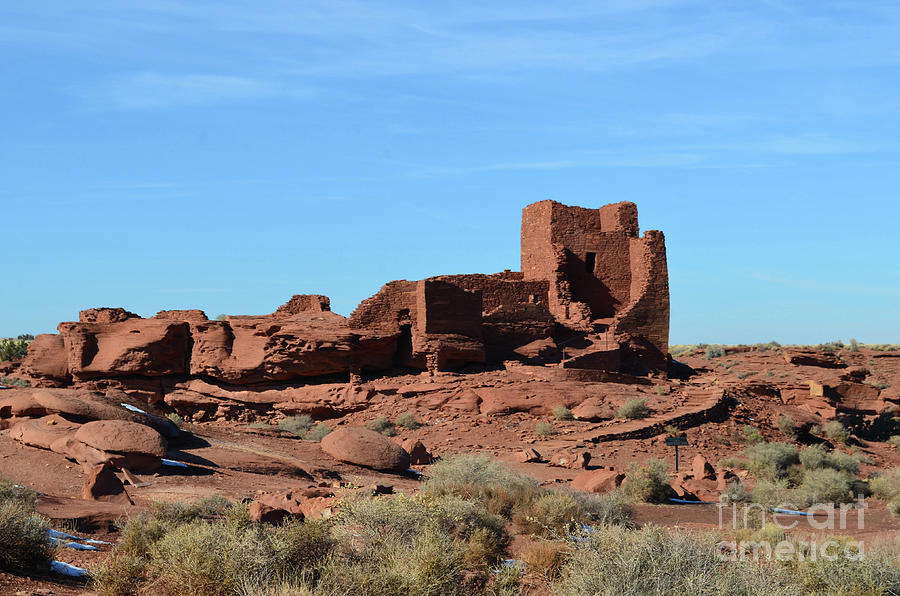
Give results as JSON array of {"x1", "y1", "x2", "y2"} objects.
[{"x1": 20, "y1": 201, "x2": 672, "y2": 417}]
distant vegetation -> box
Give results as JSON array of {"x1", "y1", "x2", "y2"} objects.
[
  {"x1": 671, "y1": 340, "x2": 900, "y2": 357},
  {"x1": 0, "y1": 337, "x2": 30, "y2": 361}
]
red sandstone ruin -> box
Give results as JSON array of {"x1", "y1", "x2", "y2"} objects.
[{"x1": 21, "y1": 200, "x2": 670, "y2": 390}]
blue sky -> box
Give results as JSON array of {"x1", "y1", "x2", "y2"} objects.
[{"x1": 2, "y1": 1, "x2": 899, "y2": 344}]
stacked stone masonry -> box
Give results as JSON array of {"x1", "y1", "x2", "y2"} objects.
[{"x1": 22, "y1": 200, "x2": 670, "y2": 389}]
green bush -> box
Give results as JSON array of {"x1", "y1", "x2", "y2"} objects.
[
  {"x1": 796, "y1": 468, "x2": 853, "y2": 507},
  {"x1": 823, "y1": 420, "x2": 850, "y2": 444},
  {"x1": 741, "y1": 425, "x2": 765, "y2": 445},
  {"x1": 422, "y1": 454, "x2": 540, "y2": 518},
  {"x1": 870, "y1": 468, "x2": 900, "y2": 501},
  {"x1": 535, "y1": 421, "x2": 557, "y2": 436},
  {"x1": 0, "y1": 375, "x2": 29, "y2": 387},
  {"x1": 889, "y1": 436, "x2": 900, "y2": 450},
  {"x1": 365, "y1": 416, "x2": 397, "y2": 437},
  {"x1": 743, "y1": 442, "x2": 799, "y2": 482},
  {"x1": 552, "y1": 405, "x2": 574, "y2": 420},
  {"x1": 0, "y1": 338, "x2": 29, "y2": 361},
  {"x1": 798, "y1": 444, "x2": 828, "y2": 471},
  {"x1": 617, "y1": 398, "x2": 649, "y2": 420},
  {"x1": 554, "y1": 524, "x2": 793, "y2": 596},
  {"x1": 279, "y1": 415, "x2": 314, "y2": 437},
  {"x1": 395, "y1": 412, "x2": 422, "y2": 430},
  {"x1": 304, "y1": 423, "x2": 332, "y2": 442},
  {"x1": 720, "y1": 480, "x2": 753, "y2": 505},
  {"x1": 751, "y1": 480, "x2": 790, "y2": 508},
  {"x1": 796, "y1": 541, "x2": 900, "y2": 594},
  {"x1": 622, "y1": 459, "x2": 673, "y2": 504},
  {"x1": 0, "y1": 498, "x2": 56, "y2": 571},
  {"x1": 775, "y1": 415, "x2": 797, "y2": 439},
  {"x1": 704, "y1": 345, "x2": 726, "y2": 359}
]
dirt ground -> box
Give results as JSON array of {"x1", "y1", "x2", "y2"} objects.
[{"x1": 2, "y1": 346, "x2": 900, "y2": 594}]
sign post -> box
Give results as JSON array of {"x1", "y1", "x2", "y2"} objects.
[{"x1": 665, "y1": 436, "x2": 688, "y2": 472}]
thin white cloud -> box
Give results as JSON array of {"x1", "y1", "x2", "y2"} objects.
[{"x1": 75, "y1": 72, "x2": 294, "y2": 109}]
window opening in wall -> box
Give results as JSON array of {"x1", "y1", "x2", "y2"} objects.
[{"x1": 585, "y1": 252, "x2": 596, "y2": 273}]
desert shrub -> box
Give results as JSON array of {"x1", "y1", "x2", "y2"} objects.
[
  {"x1": 741, "y1": 425, "x2": 765, "y2": 445},
  {"x1": 823, "y1": 420, "x2": 850, "y2": 444},
  {"x1": 796, "y1": 541, "x2": 900, "y2": 595},
  {"x1": 0, "y1": 337, "x2": 29, "y2": 361},
  {"x1": 796, "y1": 468, "x2": 853, "y2": 507},
  {"x1": 0, "y1": 474, "x2": 36, "y2": 507},
  {"x1": 570, "y1": 491, "x2": 633, "y2": 528},
  {"x1": 652, "y1": 384, "x2": 668, "y2": 396},
  {"x1": 704, "y1": 345, "x2": 726, "y2": 359},
  {"x1": 798, "y1": 444, "x2": 828, "y2": 471},
  {"x1": 535, "y1": 421, "x2": 557, "y2": 436},
  {"x1": 720, "y1": 480, "x2": 753, "y2": 505},
  {"x1": 279, "y1": 415, "x2": 314, "y2": 437},
  {"x1": 522, "y1": 540, "x2": 571, "y2": 580},
  {"x1": 0, "y1": 375, "x2": 29, "y2": 386},
  {"x1": 304, "y1": 423, "x2": 332, "y2": 442},
  {"x1": 516, "y1": 492, "x2": 582, "y2": 536},
  {"x1": 889, "y1": 498, "x2": 900, "y2": 518},
  {"x1": 148, "y1": 521, "x2": 274, "y2": 596},
  {"x1": 889, "y1": 436, "x2": 900, "y2": 450},
  {"x1": 869, "y1": 468, "x2": 900, "y2": 501},
  {"x1": 165, "y1": 412, "x2": 184, "y2": 426},
  {"x1": 552, "y1": 405, "x2": 574, "y2": 420},
  {"x1": 849, "y1": 338, "x2": 860, "y2": 352},
  {"x1": 622, "y1": 459, "x2": 673, "y2": 504},
  {"x1": 395, "y1": 412, "x2": 421, "y2": 429},
  {"x1": 215, "y1": 314, "x2": 228, "y2": 321},
  {"x1": 664, "y1": 424, "x2": 680, "y2": 436},
  {"x1": 92, "y1": 551, "x2": 148, "y2": 596},
  {"x1": 751, "y1": 480, "x2": 790, "y2": 508},
  {"x1": 826, "y1": 450, "x2": 861, "y2": 475},
  {"x1": 554, "y1": 524, "x2": 793, "y2": 596},
  {"x1": 775, "y1": 415, "x2": 797, "y2": 439},
  {"x1": 151, "y1": 496, "x2": 233, "y2": 525},
  {"x1": 743, "y1": 442, "x2": 799, "y2": 482},
  {"x1": 422, "y1": 454, "x2": 540, "y2": 518},
  {"x1": 0, "y1": 498, "x2": 56, "y2": 571},
  {"x1": 365, "y1": 416, "x2": 397, "y2": 437},
  {"x1": 617, "y1": 398, "x2": 649, "y2": 420}
]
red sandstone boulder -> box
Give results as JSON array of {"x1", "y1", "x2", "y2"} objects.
[
  {"x1": 20, "y1": 334, "x2": 69, "y2": 383},
  {"x1": 79, "y1": 308, "x2": 139, "y2": 323},
  {"x1": 74, "y1": 420, "x2": 167, "y2": 457},
  {"x1": 400, "y1": 438, "x2": 433, "y2": 465},
  {"x1": 82, "y1": 464, "x2": 132, "y2": 505},
  {"x1": 571, "y1": 397, "x2": 615, "y2": 421},
  {"x1": 10, "y1": 415, "x2": 80, "y2": 450},
  {"x1": 692, "y1": 454, "x2": 716, "y2": 481},
  {"x1": 321, "y1": 427, "x2": 410, "y2": 472},
  {"x1": 0, "y1": 391, "x2": 46, "y2": 418},
  {"x1": 571, "y1": 469, "x2": 625, "y2": 494},
  {"x1": 516, "y1": 448, "x2": 543, "y2": 463},
  {"x1": 513, "y1": 338, "x2": 562, "y2": 364},
  {"x1": 50, "y1": 436, "x2": 162, "y2": 474}
]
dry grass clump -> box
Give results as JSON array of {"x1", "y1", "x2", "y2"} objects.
[
  {"x1": 823, "y1": 420, "x2": 851, "y2": 444},
  {"x1": 535, "y1": 421, "x2": 557, "y2": 436},
  {"x1": 622, "y1": 459, "x2": 674, "y2": 504},
  {"x1": 554, "y1": 524, "x2": 794, "y2": 596},
  {"x1": 775, "y1": 414, "x2": 797, "y2": 439},
  {"x1": 552, "y1": 405, "x2": 573, "y2": 420},
  {"x1": 0, "y1": 473, "x2": 55, "y2": 572},
  {"x1": 395, "y1": 412, "x2": 422, "y2": 430},
  {"x1": 365, "y1": 415, "x2": 397, "y2": 437},
  {"x1": 278, "y1": 416, "x2": 331, "y2": 441},
  {"x1": 617, "y1": 398, "x2": 649, "y2": 420}
]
